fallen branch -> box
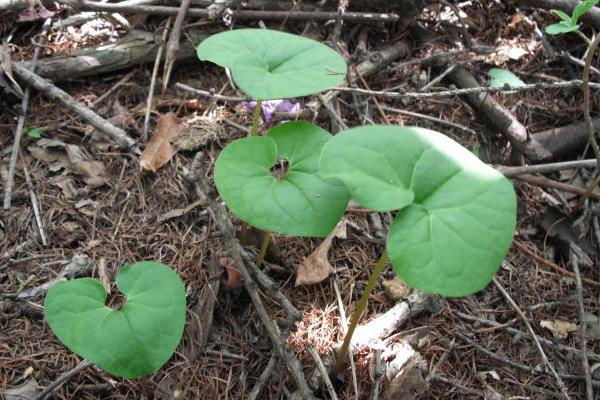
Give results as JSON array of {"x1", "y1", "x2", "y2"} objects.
[
  {"x1": 18, "y1": 29, "x2": 211, "y2": 82},
  {"x1": 55, "y1": 0, "x2": 401, "y2": 22},
  {"x1": 530, "y1": 118, "x2": 600, "y2": 161},
  {"x1": 516, "y1": 173, "x2": 600, "y2": 200},
  {"x1": 12, "y1": 63, "x2": 139, "y2": 152}
]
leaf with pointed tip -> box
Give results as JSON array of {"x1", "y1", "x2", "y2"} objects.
[
  {"x1": 546, "y1": 20, "x2": 579, "y2": 34},
  {"x1": 197, "y1": 29, "x2": 346, "y2": 99},
  {"x1": 44, "y1": 261, "x2": 186, "y2": 378},
  {"x1": 320, "y1": 126, "x2": 516, "y2": 296},
  {"x1": 488, "y1": 68, "x2": 526, "y2": 94},
  {"x1": 214, "y1": 121, "x2": 349, "y2": 236}
]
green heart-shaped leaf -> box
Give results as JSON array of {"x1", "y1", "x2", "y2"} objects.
[
  {"x1": 545, "y1": 20, "x2": 579, "y2": 34},
  {"x1": 320, "y1": 126, "x2": 516, "y2": 296},
  {"x1": 197, "y1": 29, "x2": 346, "y2": 99},
  {"x1": 488, "y1": 68, "x2": 526, "y2": 94},
  {"x1": 44, "y1": 261, "x2": 186, "y2": 378},
  {"x1": 214, "y1": 121, "x2": 349, "y2": 236}
]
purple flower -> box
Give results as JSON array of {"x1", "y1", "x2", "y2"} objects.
[{"x1": 242, "y1": 99, "x2": 301, "y2": 124}]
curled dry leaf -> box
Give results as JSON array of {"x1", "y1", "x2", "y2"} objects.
[
  {"x1": 65, "y1": 144, "x2": 107, "y2": 188},
  {"x1": 540, "y1": 319, "x2": 577, "y2": 339},
  {"x1": 219, "y1": 257, "x2": 241, "y2": 289},
  {"x1": 295, "y1": 219, "x2": 346, "y2": 286},
  {"x1": 140, "y1": 112, "x2": 181, "y2": 172}
]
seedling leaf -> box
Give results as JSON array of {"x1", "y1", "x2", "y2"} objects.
[
  {"x1": 488, "y1": 68, "x2": 526, "y2": 94},
  {"x1": 320, "y1": 126, "x2": 516, "y2": 296},
  {"x1": 550, "y1": 9, "x2": 572, "y2": 23},
  {"x1": 25, "y1": 126, "x2": 47, "y2": 139},
  {"x1": 197, "y1": 29, "x2": 346, "y2": 99},
  {"x1": 44, "y1": 261, "x2": 186, "y2": 378},
  {"x1": 214, "y1": 121, "x2": 349, "y2": 236},
  {"x1": 572, "y1": 0, "x2": 599, "y2": 23},
  {"x1": 546, "y1": 20, "x2": 579, "y2": 34}
]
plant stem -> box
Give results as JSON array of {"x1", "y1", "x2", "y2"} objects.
[
  {"x1": 333, "y1": 250, "x2": 389, "y2": 375},
  {"x1": 256, "y1": 230, "x2": 271, "y2": 267},
  {"x1": 578, "y1": 32, "x2": 600, "y2": 207},
  {"x1": 249, "y1": 99, "x2": 263, "y2": 136}
]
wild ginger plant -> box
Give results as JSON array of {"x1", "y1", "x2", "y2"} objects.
[
  {"x1": 319, "y1": 125, "x2": 517, "y2": 372},
  {"x1": 197, "y1": 29, "x2": 517, "y2": 374},
  {"x1": 44, "y1": 261, "x2": 186, "y2": 378},
  {"x1": 196, "y1": 29, "x2": 351, "y2": 254}
]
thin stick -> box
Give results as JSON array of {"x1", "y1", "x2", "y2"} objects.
[
  {"x1": 249, "y1": 100, "x2": 262, "y2": 136},
  {"x1": 493, "y1": 278, "x2": 571, "y2": 400},
  {"x1": 12, "y1": 63, "x2": 138, "y2": 151},
  {"x1": 456, "y1": 311, "x2": 600, "y2": 362},
  {"x1": 249, "y1": 354, "x2": 277, "y2": 400},
  {"x1": 498, "y1": 159, "x2": 597, "y2": 177},
  {"x1": 571, "y1": 251, "x2": 594, "y2": 400},
  {"x1": 306, "y1": 344, "x2": 338, "y2": 400},
  {"x1": 512, "y1": 240, "x2": 600, "y2": 287},
  {"x1": 516, "y1": 174, "x2": 600, "y2": 200},
  {"x1": 22, "y1": 160, "x2": 48, "y2": 246},
  {"x1": 332, "y1": 279, "x2": 358, "y2": 399},
  {"x1": 175, "y1": 83, "x2": 247, "y2": 101},
  {"x1": 579, "y1": 33, "x2": 600, "y2": 203},
  {"x1": 371, "y1": 347, "x2": 384, "y2": 400},
  {"x1": 142, "y1": 17, "x2": 171, "y2": 142},
  {"x1": 333, "y1": 79, "x2": 600, "y2": 99},
  {"x1": 162, "y1": 0, "x2": 190, "y2": 91},
  {"x1": 334, "y1": 250, "x2": 388, "y2": 375},
  {"x1": 256, "y1": 231, "x2": 271, "y2": 268},
  {"x1": 4, "y1": 18, "x2": 50, "y2": 210},
  {"x1": 56, "y1": 1, "x2": 400, "y2": 23},
  {"x1": 36, "y1": 360, "x2": 91, "y2": 400}
]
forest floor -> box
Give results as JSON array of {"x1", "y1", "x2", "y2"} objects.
[{"x1": 1, "y1": 0, "x2": 600, "y2": 399}]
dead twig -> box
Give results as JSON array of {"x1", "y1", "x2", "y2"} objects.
[
  {"x1": 498, "y1": 159, "x2": 597, "y2": 177},
  {"x1": 4, "y1": 18, "x2": 51, "y2": 210},
  {"x1": 456, "y1": 311, "x2": 600, "y2": 362},
  {"x1": 570, "y1": 250, "x2": 594, "y2": 400},
  {"x1": 35, "y1": 360, "x2": 92, "y2": 400},
  {"x1": 516, "y1": 174, "x2": 600, "y2": 200},
  {"x1": 162, "y1": 0, "x2": 189, "y2": 91},
  {"x1": 306, "y1": 344, "x2": 338, "y2": 400},
  {"x1": 371, "y1": 347, "x2": 384, "y2": 400},
  {"x1": 493, "y1": 277, "x2": 571, "y2": 399},
  {"x1": 142, "y1": 17, "x2": 171, "y2": 142},
  {"x1": 11, "y1": 63, "x2": 139, "y2": 152},
  {"x1": 249, "y1": 353, "x2": 277, "y2": 400},
  {"x1": 22, "y1": 159, "x2": 47, "y2": 247}
]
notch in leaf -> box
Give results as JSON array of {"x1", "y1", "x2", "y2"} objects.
[
  {"x1": 197, "y1": 29, "x2": 347, "y2": 100},
  {"x1": 44, "y1": 261, "x2": 186, "y2": 378},
  {"x1": 214, "y1": 121, "x2": 350, "y2": 237}
]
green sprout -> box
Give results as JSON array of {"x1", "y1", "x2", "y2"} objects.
[
  {"x1": 44, "y1": 261, "x2": 186, "y2": 378},
  {"x1": 24, "y1": 125, "x2": 47, "y2": 139},
  {"x1": 545, "y1": 0, "x2": 599, "y2": 35}
]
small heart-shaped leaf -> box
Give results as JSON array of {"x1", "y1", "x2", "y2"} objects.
[
  {"x1": 320, "y1": 126, "x2": 516, "y2": 296},
  {"x1": 44, "y1": 261, "x2": 186, "y2": 378},
  {"x1": 214, "y1": 121, "x2": 349, "y2": 237},
  {"x1": 488, "y1": 68, "x2": 526, "y2": 94},
  {"x1": 197, "y1": 29, "x2": 346, "y2": 99}
]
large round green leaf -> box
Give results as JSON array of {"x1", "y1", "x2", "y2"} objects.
[
  {"x1": 196, "y1": 29, "x2": 347, "y2": 99},
  {"x1": 320, "y1": 126, "x2": 516, "y2": 296},
  {"x1": 44, "y1": 261, "x2": 186, "y2": 378},
  {"x1": 214, "y1": 121, "x2": 349, "y2": 236}
]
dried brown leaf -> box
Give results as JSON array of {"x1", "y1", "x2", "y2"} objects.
[
  {"x1": 65, "y1": 144, "x2": 107, "y2": 188},
  {"x1": 140, "y1": 112, "x2": 181, "y2": 172},
  {"x1": 540, "y1": 319, "x2": 577, "y2": 339},
  {"x1": 295, "y1": 220, "x2": 345, "y2": 286}
]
